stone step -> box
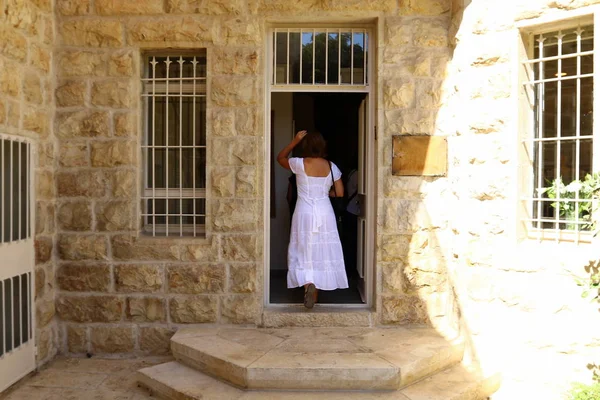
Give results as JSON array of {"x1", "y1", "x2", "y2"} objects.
[
  {"x1": 138, "y1": 360, "x2": 501, "y2": 400},
  {"x1": 169, "y1": 326, "x2": 464, "y2": 391},
  {"x1": 260, "y1": 307, "x2": 374, "y2": 328}
]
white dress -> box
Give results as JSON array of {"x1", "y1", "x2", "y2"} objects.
[{"x1": 287, "y1": 158, "x2": 349, "y2": 291}]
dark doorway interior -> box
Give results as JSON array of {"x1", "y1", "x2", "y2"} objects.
[{"x1": 270, "y1": 92, "x2": 366, "y2": 305}]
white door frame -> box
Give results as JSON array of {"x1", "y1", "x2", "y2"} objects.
[
  {"x1": 263, "y1": 25, "x2": 377, "y2": 309},
  {"x1": 0, "y1": 134, "x2": 36, "y2": 393}
]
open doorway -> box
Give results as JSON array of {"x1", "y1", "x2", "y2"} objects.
[{"x1": 269, "y1": 92, "x2": 367, "y2": 305}]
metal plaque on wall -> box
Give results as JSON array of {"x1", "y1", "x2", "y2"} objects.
[{"x1": 392, "y1": 135, "x2": 447, "y2": 176}]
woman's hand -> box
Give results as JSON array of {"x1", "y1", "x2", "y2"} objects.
[{"x1": 293, "y1": 130, "x2": 307, "y2": 144}]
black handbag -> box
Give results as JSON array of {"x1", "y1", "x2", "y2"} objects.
[{"x1": 329, "y1": 162, "x2": 344, "y2": 235}]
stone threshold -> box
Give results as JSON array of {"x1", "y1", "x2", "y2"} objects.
[{"x1": 261, "y1": 306, "x2": 374, "y2": 327}]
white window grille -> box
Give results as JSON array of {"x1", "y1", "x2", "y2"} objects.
[
  {"x1": 272, "y1": 28, "x2": 369, "y2": 87},
  {"x1": 521, "y1": 23, "x2": 597, "y2": 241},
  {"x1": 0, "y1": 134, "x2": 33, "y2": 376},
  {"x1": 142, "y1": 53, "x2": 207, "y2": 237}
]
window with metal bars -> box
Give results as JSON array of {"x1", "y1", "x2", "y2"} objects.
[
  {"x1": 272, "y1": 28, "x2": 369, "y2": 86},
  {"x1": 522, "y1": 23, "x2": 596, "y2": 238},
  {"x1": 0, "y1": 137, "x2": 31, "y2": 243},
  {"x1": 142, "y1": 53, "x2": 207, "y2": 237}
]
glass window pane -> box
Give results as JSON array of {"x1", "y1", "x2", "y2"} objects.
[
  {"x1": 561, "y1": 81, "x2": 576, "y2": 137},
  {"x1": 195, "y1": 149, "x2": 206, "y2": 189},
  {"x1": 581, "y1": 77, "x2": 593, "y2": 135},
  {"x1": 301, "y1": 32, "x2": 313, "y2": 84},
  {"x1": 340, "y1": 32, "x2": 352, "y2": 84},
  {"x1": 289, "y1": 32, "x2": 301, "y2": 84},
  {"x1": 196, "y1": 97, "x2": 206, "y2": 146},
  {"x1": 542, "y1": 81, "x2": 557, "y2": 138},
  {"x1": 580, "y1": 139, "x2": 593, "y2": 178},
  {"x1": 314, "y1": 32, "x2": 326, "y2": 84},
  {"x1": 327, "y1": 33, "x2": 339, "y2": 84},
  {"x1": 353, "y1": 32, "x2": 365, "y2": 85},
  {"x1": 168, "y1": 149, "x2": 180, "y2": 188},
  {"x1": 181, "y1": 149, "x2": 194, "y2": 188},
  {"x1": 275, "y1": 32, "x2": 288, "y2": 84}
]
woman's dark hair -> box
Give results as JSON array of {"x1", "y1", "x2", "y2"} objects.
[{"x1": 299, "y1": 131, "x2": 327, "y2": 158}]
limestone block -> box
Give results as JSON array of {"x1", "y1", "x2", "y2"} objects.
[
  {"x1": 229, "y1": 264, "x2": 258, "y2": 293},
  {"x1": 31, "y1": 0, "x2": 52, "y2": 12},
  {"x1": 58, "y1": 50, "x2": 106, "y2": 77},
  {"x1": 42, "y1": 15, "x2": 54, "y2": 46},
  {"x1": 57, "y1": 264, "x2": 111, "y2": 292},
  {"x1": 0, "y1": 25, "x2": 27, "y2": 61},
  {"x1": 212, "y1": 199, "x2": 258, "y2": 232},
  {"x1": 232, "y1": 139, "x2": 257, "y2": 165},
  {"x1": 66, "y1": 325, "x2": 87, "y2": 353},
  {"x1": 7, "y1": 100, "x2": 20, "y2": 128},
  {"x1": 220, "y1": 18, "x2": 261, "y2": 45},
  {"x1": 385, "y1": 109, "x2": 435, "y2": 135},
  {"x1": 95, "y1": 201, "x2": 134, "y2": 231},
  {"x1": 381, "y1": 295, "x2": 429, "y2": 324},
  {"x1": 221, "y1": 294, "x2": 259, "y2": 324},
  {"x1": 236, "y1": 107, "x2": 260, "y2": 136},
  {"x1": 212, "y1": 109, "x2": 235, "y2": 137},
  {"x1": 58, "y1": 142, "x2": 88, "y2": 167},
  {"x1": 58, "y1": 234, "x2": 108, "y2": 261},
  {"x1": 91, "y1": 81, "x2": 132, "y2": 108},
  {"x1": 254, "y1": 0, "x2": 321, "y2": 13},
  {"x1": 382, "y1": 263, "x2": 405, "y2": 293},
  {"x1": 57, "y1": 0, "x2": 90, "y2": 16},
  {"x1": 109, "y1": 169, "x2": 136, "y2": 198},
  {"x1": 36, "y1": 202, "x2": 56, "y2": 235},
  {"x1": 212, "y1": 76, "x2": 259, "y2": 107},
  {"x1": 127, "y1": 17, "x2": 214, "y2": 45},
  {"x1": 60, "y1": 19, "x2": 124, "y2": 47},
  {"x1": 35, "y1": 327, "x2": 52, "y2": 363},
  {"x1": 56, "y1": 81, "x2": 86, "y2": 107},
  {"x1": 414, "y1": 19, "x2": 449, "y2": 48},
  {"x1": 91, "y1": 327, "x2": 134, "y2": 353},
  {"x1": 466, "y1": 167, "x2": 510, "y2": 201},
  {"x1": 402, "y1": 267, "x2": 447, "y2": 295},
  {"x1": 95, "y1": 0, "x2": 163, "y2": 15},
  {"x1": 383, "y1": 48, "x2": 431, "y2": 76},
  {"x1": 58, "y1": 201, "x2": 93, "y2": 231},
  {"x1": 38, "y1": 142, "x2": 56, "y2": 169},
  {"x1": 169, "y1": 296, "x2": 218, "y2": 323},
  {"x1": 211, "y1": 167, "x2": 235, "y2": 197},
  {"x1": 221, "y1": 235, "x2": 257, "y2": 261},
  {"x1": 547, "y1": 0, "x2": 600, "y2": 10},
  {"x1": 36, "y1": 170, "x2": 55, "y2": 200},
  {"x1": 140, "y1": 327, "x2": 176, "y2": 355},
  {"x1": 167, "y1": 265, "x2": 225, "y2": 294},
  {"x1": 385, "y1": 18, "x2": 413, "y2": 47},
  {"x1": 56, "y1": 295, "x2": 123, "y2": 322},
  {"x1": 167, "y1": 0, "x2": 244, "y2": 14},
  {"x1": 0, "y1": 63, "x2": 20, "y2": 97},
  {"x1": 57, "y1": 170, "x2": 107, "y2": 197},
  {"x1": 109, "y1": 51, "x2": 135, "y2": 77},
  {"x1": 399, "y1": 0, "x2": 450, "y2": 15},
  {"x1": 126, "y1": 297, "x2": 166, "y2": 322},
  {"x1": 56, "y1": 111, "x2": 110, "y2": 138},
  {"x1": 114, "y1": 112, "x2": 136, "y2": 137},
  {"x1": 383, "y1": 78, "x2": 415, "y2": 109},
  {"x1": 0, "y1": 100, "x2": 5, "y2": 124},
  {"x1": 36, "y1": 295, "x2": 55, "y2": 327},
  {"x1": 112, "y1": 234, "x2": 180, "y2": 261},
  {"x1": 180, "y1": 241, "x2": 219, "y2": 262},
  {"x1": 5, "y1": 0, "x2": 38, "y2": 37},
  {"x1": 115, "y1": 264, "x2": 163, "y2": 293},
  {"x1": 35, "y1": 236, "x2": 53, "y2": 264},
  {"x1": 91, "y1": 140, "x2": 133, "y2": 167},
  {"x1": 211, "y1": 47, "x2": 259, "y2": 75},
  {"x1": 416, "y1": 80, "x2": 442, "y2": 109},
  {"x1": 23, "y1": 108, "x2": 48, "y2": 136},
  {"x1": 236, "y1": 166, "x2": 258, "y2": 197},
  {"x1": 35, "y1": 267, "x2": 45, "y2": 298},
  {"x1": 29, "y1": 44, "x2": 51, "y2": 73}
]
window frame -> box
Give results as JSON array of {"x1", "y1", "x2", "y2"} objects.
[
  {"x1": 141, "y1": 51, "x2": 208, "y2": 238},
  {"x1": 517, "y1": 9, "x2": 600, "y2": 243}
]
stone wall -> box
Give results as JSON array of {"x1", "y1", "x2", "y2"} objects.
[
  {"x1": 1, "y1": 0, "x2": 57, "y2": 366},
  {"x1": 445, "y1": 0, "x2": 600, "y2": 397}
]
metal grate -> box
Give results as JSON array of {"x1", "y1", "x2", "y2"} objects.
[
  {"x1": 272, "y1": 28, "x2": 369, "y2": 86},
  {"x1": 142, "y1": 54, "x2": 207, "y2": 237},
  {"x1": 521, "y1": 25, "x2": 596, "y2": 240},
  {"x1": 0, "y1": 137, "x2": 31, "y2": 243},
  {"x1": 0, "y1": 273, "x2": 32, "y2": 358}
]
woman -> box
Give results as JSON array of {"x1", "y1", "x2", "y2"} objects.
[{"x1": 277, "y1": 130, "x2": 348, "y2": 308}]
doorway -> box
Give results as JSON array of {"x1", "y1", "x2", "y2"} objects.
[{"x1": 269, "y1": 92, "x2": 368, "y2": 305}]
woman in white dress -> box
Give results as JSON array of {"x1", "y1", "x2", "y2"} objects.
[{"x1": 277, "y1": 130, "x2": 349, "y2": 308}]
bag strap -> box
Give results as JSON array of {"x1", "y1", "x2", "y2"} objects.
[{"x1": 329, "y1": 161, "x2": 338, "y2": 198}]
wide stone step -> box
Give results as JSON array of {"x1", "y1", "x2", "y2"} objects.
[
  {"x1": 138, "y1": 360, "x2": 501, "y2": 400},
  {"x1": 169, "y1": 326, "x2": 464, "y2": 391},
  {"x1": 260, "y1": 308, "x2": 374, "y2": 327}
]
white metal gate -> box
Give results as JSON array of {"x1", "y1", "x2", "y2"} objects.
[{"x1": 0, "y1": 134, "x2": 34, "y2": 392}]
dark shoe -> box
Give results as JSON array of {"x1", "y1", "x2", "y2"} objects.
[{"x1": 304, "y1": 283, "x2": 316, "y2": 309}]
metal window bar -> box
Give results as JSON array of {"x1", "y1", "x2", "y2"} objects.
[
  {"x1": 1, "y1": 139, "x2": 3, "y2": 243},
  {"x1": 143, "y1": 54, "x2": 207, "y2": 237},
  {"x1": 351, "y1": 29, "x2": 354, "y2": 85},
  {"x1": 526, "y1": 26, "x2": 595, "y2": 240}
]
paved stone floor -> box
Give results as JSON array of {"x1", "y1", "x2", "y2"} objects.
[{"x1": 0, "y1": 356, "x2": 174, "y2": 400}]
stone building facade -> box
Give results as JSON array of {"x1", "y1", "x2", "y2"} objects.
[{"x1": 1, "y1": 0, "x2": 600, "y2": 396}]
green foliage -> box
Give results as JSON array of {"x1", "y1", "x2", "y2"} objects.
[
  {"x1": 540, "y1": 172, "x2": 600, "y2": 233},
  {"x1": 566, "y1": 381, "x2": 600, "y2": 400},
  {"x1": 574, "y1": 262, "x2": 600, "y2": 304}
]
